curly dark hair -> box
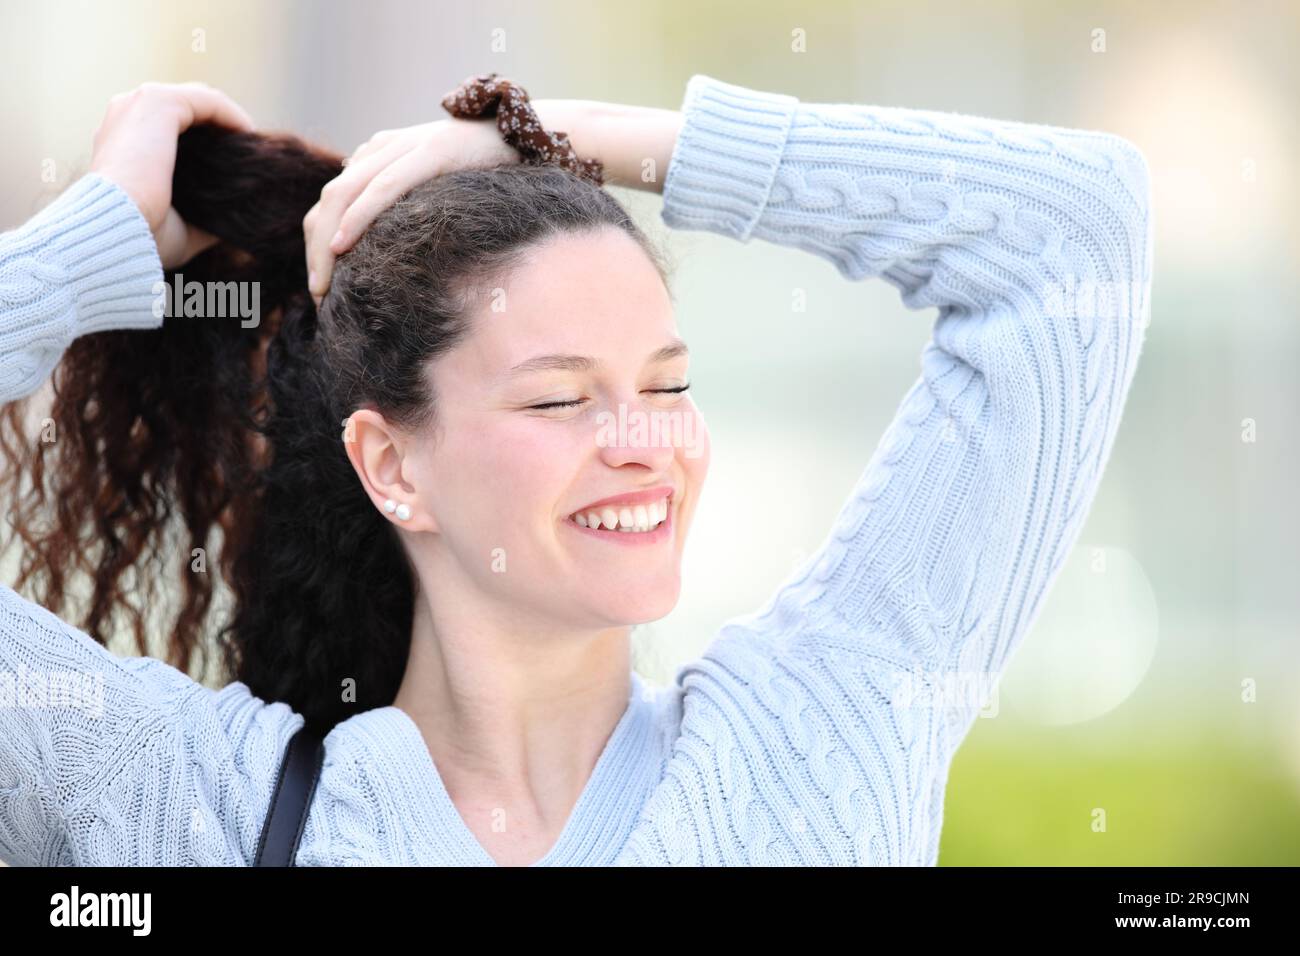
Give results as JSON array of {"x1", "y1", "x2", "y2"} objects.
[{"x1": 0, "y1": 123, "x2": 668, "y2": 733}]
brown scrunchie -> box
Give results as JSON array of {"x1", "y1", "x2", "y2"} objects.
[{"x1": 440, "y1": 72, "x2": 605, "y2": 186}]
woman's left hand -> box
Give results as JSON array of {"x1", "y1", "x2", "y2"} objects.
[
  {"x1": 303, "y1": 118, "x2": 521, "y2": 306},
  {"x1": 303, "y1": 96, "x2": 679, "y2": 305}
]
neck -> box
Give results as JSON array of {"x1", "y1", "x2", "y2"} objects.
[{"x1": 391, "y1": 555, "x2": 633, "y2": 837}]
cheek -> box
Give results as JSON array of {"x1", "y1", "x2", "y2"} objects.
[
  {"x1": 681, "y1": 403, "x2": 711, "y2": 479},
  {"x1": 676, "y1": 408, "x2": 711, "y2": 525},
  {"x1": 438, "y1": 417, "x2": 580, "y2": 527}
]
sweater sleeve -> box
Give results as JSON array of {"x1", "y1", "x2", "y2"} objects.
[
  {"x1": 0, "y1": 587, "x2": 303, "y2": 865},
  {"x1": 622, "y1": 75, "x2": 1151, "y2": 865},
  {"x1": 0, "y1": 175, "x2": 301, "y2": 866},
  {"x1": 0, "y1": 172, "x2": 166, "y2": 403}
]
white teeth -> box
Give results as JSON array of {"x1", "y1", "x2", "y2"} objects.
[{"x1": 572, "y1": 497, "x2": 671, "y2": 533}]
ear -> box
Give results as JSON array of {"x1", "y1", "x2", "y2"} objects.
[{"x1": 342, "y1": 408, "x2": 438, "y2": 534}]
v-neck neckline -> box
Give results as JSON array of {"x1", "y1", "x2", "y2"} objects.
[{"x1": 341, "y1": 669, "x2": 660, "y2": 866}]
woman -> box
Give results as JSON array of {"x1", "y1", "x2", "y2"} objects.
[{"x1": 0, "y1": 73, "x2": 1151, "y2": 866}]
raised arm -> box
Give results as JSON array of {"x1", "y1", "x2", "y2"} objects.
[
  {"x1": 663, "y1": 74, "x2": 1151, "y2": 688},
  {"x1": 532, "y1": 74, "x2": 1149, "y2": 687},
  {"x1": 0, "y1": 84, "x2": 297, "y2": 866},
  {"x1": 617, "y1": 74, "x2": 1151, "y2": 865},
  {"x1": 2, "y1": 81, "x2": 255, "y2": 403}
]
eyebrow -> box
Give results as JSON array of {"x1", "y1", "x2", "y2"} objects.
[{"x1": 503, "y1": 340, "x2": 689, "y2": 378}]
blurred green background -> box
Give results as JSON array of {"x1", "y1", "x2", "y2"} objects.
[{"x1": 1, "y1": 0, "x2": 1296, "y2": 864}]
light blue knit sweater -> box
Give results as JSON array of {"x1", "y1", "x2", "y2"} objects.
[{"x1": 0, "y1": 74, "x2": 1151, "y2": 866}]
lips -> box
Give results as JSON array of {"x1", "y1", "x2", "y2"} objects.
[{"x1": 570, "y1": 484, "x2": 675, "y2": 514}]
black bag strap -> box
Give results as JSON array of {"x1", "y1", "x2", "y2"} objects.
[{"x1": 254, "y1": 723, "x2": 325, "y2": 866}]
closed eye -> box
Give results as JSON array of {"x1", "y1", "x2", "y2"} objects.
[{"x1": 529, "y1": 383, "x2": 691, "y2": 411}]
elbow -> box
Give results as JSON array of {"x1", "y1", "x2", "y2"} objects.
[
  {"x1": 1061, "y1": 133, "x2": 1154, "y2": 337},
  {"x1": 1058, "y1": 134, "x2": 1153, "y2": 430},
  {"x1": 1098, "y1": 133, "x2": 1152, "y2": 224},
  {"x1": 1096, "y1": 133, "x2": 1154, "y2": 275},
  {"x1": 1100, "y1": 134, "x2": 1154, "y2": 337}
]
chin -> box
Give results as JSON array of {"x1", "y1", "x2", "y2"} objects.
[{"x1": 587, "y1": 578, "x2": 681, "y2": 628}]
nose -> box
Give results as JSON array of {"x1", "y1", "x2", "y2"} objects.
[{"x1": 592, "y1": 394, "x2": 680, "y2": 471}]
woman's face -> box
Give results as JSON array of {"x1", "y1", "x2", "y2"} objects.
[{"x1": 405, "y1": 227, "x2": 710, "y2": 629}]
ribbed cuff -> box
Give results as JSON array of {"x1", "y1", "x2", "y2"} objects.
[
  {"x1": 660, "y1": 74, "x2": 799, "y2": 242},
  {"x1": 10, "y1": 172, "x2": 165, "y2": 340}
]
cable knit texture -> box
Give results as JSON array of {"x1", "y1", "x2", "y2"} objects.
[{"x1": 0, "y1": 74, "x2": 1151, "y2": 866}]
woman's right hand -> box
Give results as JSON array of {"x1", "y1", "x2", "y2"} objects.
[{"x1": 89, "y1": 81, "x2": 256, "y2": 269}]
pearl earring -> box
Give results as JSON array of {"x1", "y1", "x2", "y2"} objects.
[
  {"x1": 383, "y1": 499, "x2": 397, "y2": 514},
  {"x1": 395, "y1": 503, "x2": 411, "y2": 521}
]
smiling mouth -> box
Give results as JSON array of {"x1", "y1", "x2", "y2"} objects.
[{"x1": 567, "y1": 494, "x2": 671, "y2": 534}]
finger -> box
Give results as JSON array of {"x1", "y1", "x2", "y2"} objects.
[
  {"x1": 305, "y1": 140, "x2": 416, "y2": 300},
  {"x1": 156, "y1": 208, "x2": 221, "y2": 269},
  {"x1": 168, "y1": 82, "x2": 256, "y2": 133},
  {"x1": 155, "y1": 208, "x2": 191, "y2": 270},
  {"x1": 181, "y1": 223, "x2": 221, "y2": 263},
  {"x1": 344, "y1": 129, "x2": 400, "y2": 169},
  {"x1": 333, "y1": 145, "x2": 445, "y2": 254}
]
